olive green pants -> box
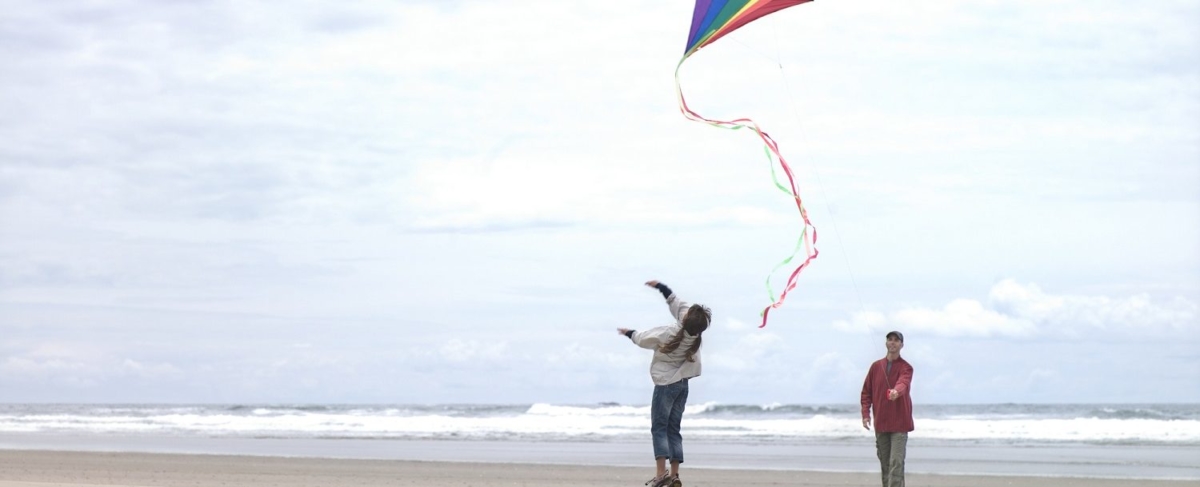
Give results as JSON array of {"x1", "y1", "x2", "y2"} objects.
[{"x1": 874, "y1": 431, "x2": 907, "y2": 487}]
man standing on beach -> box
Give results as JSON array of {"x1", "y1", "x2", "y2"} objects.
[{"x1": 861, "y1": 331, "x2": 914, "y2": 487}]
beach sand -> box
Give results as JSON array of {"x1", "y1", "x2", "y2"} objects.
[{"x1": 0, "y1": 450, "x2": 1193, "y2": 487}]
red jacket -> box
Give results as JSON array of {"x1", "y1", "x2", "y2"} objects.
[{"x1": 860, "y1": 356, "x2": 914, "y2": 433}]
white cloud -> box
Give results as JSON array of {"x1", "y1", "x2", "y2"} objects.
[
  {"x1": 120, "y1": 359, "x2": 184, "y2": 380},
  {"x1": 708, "y1": 332, "x2": 785, "y2": 372},
  {"x1": 832, "y1": 310, "x2": 887, "y2": 334},
  {"x1": 401, "y1": 141, "x2": 792, "y2": 231},
  {"x1": 801, "y1": 351, "x2": 862, "y2": 392},
  {"x1": 723, "y1": 317, "x2": 752, "y2": 332},
  {"x1": 987, "y1": 280, "x2": 1197, "y2": 337},
  {"x1": 892, "y1": 299, "x2": 1037, "y2": 338},
  {"x1": 438, "y1": 339, "x2": 509, "y2": 363},
  {"x1": 834, "y1": 279, "x2": 1197, "y2": 339},
  {"x1": 545, "y1": 342, "x2": 642, "y2": 369},
  {"x1": 0, "y1": 343, "x2": 182, "y2": 386},
  {"x1": 0, "y1": 356, "x2": 89, "y2": 377}
]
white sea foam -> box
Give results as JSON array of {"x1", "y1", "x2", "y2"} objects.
[
  {"x1": 683, "y1": 401, "x2": 721, "y2": 414},
  {"x1": 0, "y1": 404, "x2": 1196, "y2": 444},
  {"x1": 920, "y1": 417, "x2": 1200, "y2": 443},
  {"x1": 525, "y1": 403, "x2": 647, "y2": 417}
]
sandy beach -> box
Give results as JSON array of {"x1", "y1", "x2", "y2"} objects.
[{"x1": 0, "y1": 450, "x2": 1193, "y2": 487}]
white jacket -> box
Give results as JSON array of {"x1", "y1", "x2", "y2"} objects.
[{"x1": 631, "y1": 293, "x2": 702, "y2": 386}]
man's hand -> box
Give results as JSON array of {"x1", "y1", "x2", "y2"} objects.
[
  {"x1": 887, "y1": 389, "x2": 900, "y2": 401},
  {"x1": 862, "y1": 417, "x2": 871, "y2": 430},
  {"x1": 644, "y1": 280, "x2": 660, "y2": 288},
  {"x1": 617, "y1": 328, "x2": 632, "y2": 336}
]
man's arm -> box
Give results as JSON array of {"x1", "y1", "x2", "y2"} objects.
[
  {"x1": 889, "y1": 362, "x2": 914, "y2": 400},
  {"x1": 861, "y1": 366, "x2": 874, "y2": 430}
]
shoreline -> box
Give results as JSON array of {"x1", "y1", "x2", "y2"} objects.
[
  {"x1": 1, "y1": 435, "x2": 1198, "y2": 481},
  {"x1": 0, "y1": 450, "x2": 1196, "y2": 487}
]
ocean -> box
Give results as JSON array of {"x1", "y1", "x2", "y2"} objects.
[{"x1": 1, "y1": 403, "x2": 1197, "y2": 479}]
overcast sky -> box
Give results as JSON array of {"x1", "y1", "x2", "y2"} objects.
[{"x1": 1, "y1": 0, "x2": 1197, "y2": 405}]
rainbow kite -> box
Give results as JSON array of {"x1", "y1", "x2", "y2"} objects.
[{"x1": 676, "y1": 0, "x2": 818, "y2": 328}]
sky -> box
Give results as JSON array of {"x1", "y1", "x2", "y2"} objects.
[{"x1": 1, "y1": 0, "x2": 1197, "y2": 405}]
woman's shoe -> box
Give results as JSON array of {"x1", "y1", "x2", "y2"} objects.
[{"x1": 645, "y1": 473, "x2": 671, "y2": 487}]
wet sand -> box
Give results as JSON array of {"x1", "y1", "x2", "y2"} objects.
[{"x1": 0, "y1": 450, "x2": 1193, "y2": 487}]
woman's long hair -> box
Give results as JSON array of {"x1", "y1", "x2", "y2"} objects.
[{"x1": 658, "y1": 304, "x2": 710, "y2": 362}]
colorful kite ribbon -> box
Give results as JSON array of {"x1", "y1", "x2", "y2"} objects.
[{"x1": 677, "y1": 0, "x2": 818, "y2": 327}]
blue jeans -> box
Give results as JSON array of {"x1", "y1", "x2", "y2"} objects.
[{"x1": 650, "y1": 379, "x2": 689, "y2": 462}]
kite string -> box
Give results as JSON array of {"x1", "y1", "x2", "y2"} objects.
[
  {"x1": 769, "y1": 22, "x2": 869, "y2": 316},
  {"x1": 674, "y1": 59, "x2": 819, "y2": 328}
]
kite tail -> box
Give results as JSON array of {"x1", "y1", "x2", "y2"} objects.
[{"x1": 674, "y1": 58, "x2": 819, "y2": 328}]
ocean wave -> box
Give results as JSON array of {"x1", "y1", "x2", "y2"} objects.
[
  {"x1": 1088, "y1": 406, "x2": 1192, "y2": 421},
  {"x1": 525, "y1": 403, "x2": 648, "y2": 417},
  {"x1": 0, "y1": 404, "x2": 1197, "y2": 446},
  {"x1": 692, "y1": 403, "x2": 856, "y2": 417}
]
